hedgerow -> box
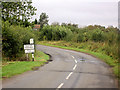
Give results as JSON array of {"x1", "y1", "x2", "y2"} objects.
[{"x1": 2, "y1": 21, "x2": 37, "y2": 61}]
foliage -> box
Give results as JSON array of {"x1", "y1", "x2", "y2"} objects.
[
  {"x1": 91, "y1": 29, "x2": 105, "y2": 42},
  {"x1": 2, "y1": 21, "x2": 37, "y2": 60},
  {"x1": 38, "y1": 24, "x2": 119, "y2": 61},
  {"x1": 39, "y1": 13, "x2": 49, "y2": 29},
  {"x1": 51, "y1": 22, "x2": 60, "y2": 26},
  {"x1": 38, "y1": 41, "x2": 119, "y2": 78},
  {"x1": 2, "y1": 1, "x2": 37, "y2": 27},
  {"x1": 39, "y1": 25, "x2": 72, "y2": 41},
  {"x1": 34, "y1": 18, "x2": 38, "y2": 24}
]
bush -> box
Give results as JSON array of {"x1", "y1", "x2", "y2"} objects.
[
  {"x1": 2, "y1": 21, "x2": 37, "y2": 61},
  {"x1": 38, "y1": 24, "x2": 119, "y2": 61},
  {"x1": 39, "y1": 25, "x2": 72, "y2": 41},
  {"x1": 91, "y1": 29, "x2": 105, "y2": 42}
]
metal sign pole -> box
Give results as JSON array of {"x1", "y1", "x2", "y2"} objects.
[
  {"x1": 27, "y1": 53, "x2": 28, "y2": 61},
  {"x1": 32, "y1": 52, "x2": 34, "y2": 61},
  {"x1": 30, "y1": 38, "x2": 34, "y2": 61}
]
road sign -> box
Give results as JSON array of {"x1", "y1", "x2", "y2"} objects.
[
  {"x1": 24, "y1": 45, "x2": 34, "y2": 50},
  {"x1": 30, "y1": 38, "x2": 34, "y2": 44},
  {"x1": 25, "y1": 49, "x2": 34, "y2": 53},
  {"x1": 24, "y1": 38, "x2": 35, "y2": 61}
]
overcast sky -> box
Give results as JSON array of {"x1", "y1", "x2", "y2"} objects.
[{"x1": 31, "y1": 0, "x2": 119, "y2": 27}]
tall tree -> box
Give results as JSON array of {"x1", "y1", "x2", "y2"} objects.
[
  {"x1": 51, "y1": 22, "x2": 59, "y2": 26},
  {"x1": 39, "y1": 12, "x2": 49, "y2": 29},
  {"x1": 34, "y1": 18, "x2": 37, "y2": 24},
  {"x1": 2, "y1": 0, "x2": 37, "y2": 26}
]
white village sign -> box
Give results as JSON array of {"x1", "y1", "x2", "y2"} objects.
[
  {"x1": 24, "y1": 38, "x2": 35, "y2": 61},
  {"x1": 25, "y1": 49, "x2": 34, "y2": 53},
  {"x1": 24, "y1": 45, "x2": 34, "y2": 50},
  {"x1": 30, "y1": 38, "x2": 34, "y2": 44}
]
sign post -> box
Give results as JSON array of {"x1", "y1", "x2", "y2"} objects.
[
  {"x1": 24, "y1": 38, "x2": 35, "y2": 61},
  {"x1": 30, "y1": 38, "x2": 34, "y2": 44},
  {"x1": 30, "y1": 38, "x2": 34, "y2": 61},
  {"x1": 26, "y1": 53, "x2": 28, "y2": 61},
  {"x1": 32, "y1": 52, "x2": 34, "y2": 61}
]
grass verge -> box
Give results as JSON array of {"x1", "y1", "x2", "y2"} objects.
[
  {"x1": 38, "y1": 41, "x2": 119, "y2": 78},
  {"x1": 2, "y1": 51, "x2": 49, "y2": 78}
]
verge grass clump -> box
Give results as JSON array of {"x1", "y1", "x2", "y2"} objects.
[{"x1": 2, "y1": 51, "x2": 49, "y2": 78}]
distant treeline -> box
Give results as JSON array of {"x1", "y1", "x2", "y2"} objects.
[
  {"x1": 2, "y1": 1, "x2": 119, "y2": 62},
  {"x1": 2, "y1": 20, "x2": 120, "y2": 61},
  {"x1": 38, "y1": 24, "x2": 119, "y2": 61}
]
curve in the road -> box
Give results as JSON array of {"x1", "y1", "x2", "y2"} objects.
[{"x1": 3, "y1": 45, "x2": 118, "y2": 88}]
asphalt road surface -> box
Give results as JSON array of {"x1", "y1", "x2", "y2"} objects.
[{"x1": 3, "y1": 45, "x2": 117, "y2": 88}]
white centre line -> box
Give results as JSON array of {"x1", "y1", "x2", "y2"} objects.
[
  {"x1": 57, "y1": 83, "x2": 64, "y2": 88},
  {"x1": 75, "y1": 59, "x2": 77, "y2": 63},
  {"x1": 72, "y1": 56, "x2": 75, "y2": 59},
  {"x1": 72, "y1": 56, "x2": 77, "y2": 63},
  {"x1": 66, "y1": 72, "x2": 73, "y2": 80},
  {"x1": 73, "y1": 64, "x2": 77, "y2": 70}
]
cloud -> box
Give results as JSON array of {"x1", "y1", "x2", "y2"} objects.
[{"x1": 31, "y1": 0, "x2": 118, "y2": 27}]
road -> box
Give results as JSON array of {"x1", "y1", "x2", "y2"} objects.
[{"x1": 3, "y1": 45, "x2": 117, "y2": 88}]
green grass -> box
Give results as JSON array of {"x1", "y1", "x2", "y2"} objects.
[
  {"x1": 35, "y1": 50, "x2": 49, "y2": 61},
  {"x1": 2, "y1": 51, "x2": 49, "y2": 78},
  {"x1": 28, "y1": 50, "x2": 49, "y2": 61},
  {"x1": 38, "y1": 41, "x2": 119, "y2": 78}
]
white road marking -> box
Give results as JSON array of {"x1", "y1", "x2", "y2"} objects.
[
  {"x1": 57, "y1": 83, "x2": 64, "y2": 88},
  {"x1": 73, "y1": 64, "x2": 77, "y2": 70},
  {"x1": 75, "y1": 59, "x2": 77, "y2": 63},
  {"x1": 90, "y1": 61, "x2": 96, "y2": 62},
  {"x1": 66, "y1": 72, "x2": 73, "y2": 80},
  {"x1": 72, "y1": 56, "x2": 77, "y2": 63},
  {"x1": 72, "y1": 56, "x2": 74, "y2": 59}
]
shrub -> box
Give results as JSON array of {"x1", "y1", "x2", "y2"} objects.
[
  {"x1": 2, "y1": 21, "x2": 36, "y2": 61},
  {"x1": 38, "y1": 24, "x2": 119, "y2": 61},
  {"x1": 91, "y1": 29, "x2": 105, "y2": 42},
  {"x1": 40, "y1": 25, "x2": 72, "y2": 41}
]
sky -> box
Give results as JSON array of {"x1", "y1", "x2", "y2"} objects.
[{"x1": 31, "y1": 0, "x2": 119, "y2": 28}]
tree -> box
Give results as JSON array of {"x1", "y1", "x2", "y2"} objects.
[
  {"x1": 73, "y1": 24, "x2": 78, "y2": 28},
  {"x1": 61, "y1": 23, "x2": 67, "y2": 26},
  {"x1": 39, "y1": 13, "x2": 49, "y2": 29},
  {"x1": 2, "y1": 0, "x2": 37, "y2": 26},
  {"x1": 51, "y1": 22, "x2": 59, "y2": 26},
  {"x1": 34, "y1": 18, "x2": 38, "y2": 24}
]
